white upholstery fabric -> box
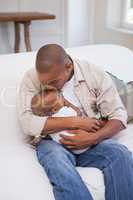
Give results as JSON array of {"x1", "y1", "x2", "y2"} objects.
[{"x1": 0, "y1": 44, "x2": 133, "y2": 200}]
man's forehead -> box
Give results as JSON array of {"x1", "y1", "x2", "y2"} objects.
[
  {"x1": 39, "y1": 67, "x2": 64, "y2": 79},
  {"x1": 44, "y1": 72, "x2": 62, "y2": 82},
  {"x1": 38, "y1": 58, "x2": 64, "y2": 69}
]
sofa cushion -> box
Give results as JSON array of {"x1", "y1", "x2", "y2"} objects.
[
  {"x1": 107, "y1": 72, "x2": 133, "y2": 122},
  {"x1": 0, "y1": 52, "x2": 36, "y2": 144},
  {"x1": 0, "y1": 143, "x2": 105, "y2": 200},
  {"x1": 67, "y1": 44, "x2": 133, "y2": 83}
]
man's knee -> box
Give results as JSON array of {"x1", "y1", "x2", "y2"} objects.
[
  {"x1": 99, "y1": 139, "x2": 128, "y2": 151},
  {"x1": 96, "y1": 139, "x2": 131, "y2": 161}
]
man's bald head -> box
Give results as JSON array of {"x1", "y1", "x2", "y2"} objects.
[
  {"x1": 36, "y1": 44, "x2": 69, "y2": 73},
  {"x1": 36, "y1": 44, "x2": 74, "y2": 89}
]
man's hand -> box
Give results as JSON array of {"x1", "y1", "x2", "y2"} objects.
[
  {"x1": 77, "y1": 117, "x2": 103, "y2": 132},
  {"x1": 59, "y1": 119, "x2": 124, "y2": 150},
  {"x1": 59, "y1": 129, "x2": 98, "y2": 150},
  {"x1": 43, "y1": 116, "x2": 107, "y2": 136}
]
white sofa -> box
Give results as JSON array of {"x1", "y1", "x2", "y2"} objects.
[{"x1": 0, "y1": 44, "x2": 133, "y2": 200}]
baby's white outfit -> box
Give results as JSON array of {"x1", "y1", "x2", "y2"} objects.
[{"x1": 50, "y1": 106, "x2": 89, "y2": 154}]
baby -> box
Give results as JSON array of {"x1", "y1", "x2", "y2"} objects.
[{"x1": 30, "y1": 87, "x2": 106, "y2": 154}]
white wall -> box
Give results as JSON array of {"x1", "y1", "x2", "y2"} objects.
[
  {"x1": 64, "y1": 0, "x2": 95, "y2": 47},
  {"x1": 0, "y1": 0, "x2": 65, "y2": 54},
  {"x1": 0, "y1": 0, "x2": 93, "y2": 54},
  {"x1": 1, "y1": 0, "x2": 133, "y2": 54},
  {"x1": 93, "y1": 0, "x2": 133, "y2": 50}
]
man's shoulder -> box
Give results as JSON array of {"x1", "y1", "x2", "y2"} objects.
[
  {"x1": 20, "y1": 68, "x2": 40, "y2": 89},
  {"x1": 73, "y1": 58, "x2": 106, "y2": 80},
  {"x1": 24, "y1": 68, "x2": 37, "y2": 78}
]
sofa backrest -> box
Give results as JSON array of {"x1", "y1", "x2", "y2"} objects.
[{"x1": 0, "y1": 52, "x2": 36, "y2": 144}]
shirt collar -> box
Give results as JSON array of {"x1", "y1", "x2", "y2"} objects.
[{"x1": 73, "y1": 59, "x2": 85, "y2": 86}]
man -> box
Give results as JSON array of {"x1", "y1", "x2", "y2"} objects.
[{"x1": 17, "y1": 44, "x2": 133, "y2": 200}]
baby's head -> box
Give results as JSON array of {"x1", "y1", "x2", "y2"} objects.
[{"x1": 31, "y1": 87, "x2": 65, "y2": 116}]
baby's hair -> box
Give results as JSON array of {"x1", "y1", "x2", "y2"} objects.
[
  {"x1": 31, "y1": 86, "x2": 61, "y2": 116},
  {"x1": 39, "y1": 86, "x2": 59, "y2": 97}
]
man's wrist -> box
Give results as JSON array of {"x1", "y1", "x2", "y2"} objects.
[
  {"x1": 91, "y1": 132, "x2": 102, "y2": 145},
  {"x1": 65, "y1": 117, "x2": 79, "y2": 129},
  {"x1": 43, "y1": 116, "x2": 80, "y2": 134}
]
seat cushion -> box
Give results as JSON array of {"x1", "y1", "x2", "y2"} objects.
[
  {"x1": 0, "y1": 145, "x2": 55, "y2": 200},
  {"x1": 0, "y1": 144, "x2": 105, "y2": 200}
]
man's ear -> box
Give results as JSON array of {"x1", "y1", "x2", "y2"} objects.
[
  {"x1": 65, "y1": 62, "x2": 73, "y2": 73},
  {"x1": 66, "y1": 62, "x2": 72, "y2": 68},
  {"x1": 64, "y1": 55, "x2": 73, "y2": 71}
]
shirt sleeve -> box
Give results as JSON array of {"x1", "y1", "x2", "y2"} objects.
[
  {"x1": 17, "y1": 72, "x2": 48, "y2": 137},
  {"x1": 96, "y1": 69, "x2": 128, "y2": 128}
]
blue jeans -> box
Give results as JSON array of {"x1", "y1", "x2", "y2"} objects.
[{"x1": 36, "y1": 139, "x2": 133, "y2": 200}]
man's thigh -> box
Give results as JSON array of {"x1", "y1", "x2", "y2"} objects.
[
  {"x1": 36, "y1": 139, "x2": 76, "y2": 166},
  {"x1": 76, "y1": 139, "x2": 131, "y2": 168}
]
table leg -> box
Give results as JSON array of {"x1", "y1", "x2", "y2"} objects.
[
  {"x1": 14, "y1": 22, "x2": 20, "y2": 53},
  {"x1": 24, "y1": 21, "x2": 32, "y2": 52}
]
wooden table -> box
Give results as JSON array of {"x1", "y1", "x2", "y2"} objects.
[{"x1": 0, "y1": 12, "x2": 56, "y2": 53}]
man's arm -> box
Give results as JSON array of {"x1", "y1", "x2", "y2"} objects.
[
  {"x1": 17, "y1": 70, "x2": 101, "y2": 137},
  {"x1": 59, "y1": 119, "x2": 124, "y2": 150},
  {"x1": 42, "y1": 117, "x2": 78, "y2": 135},
  {"x1": 96, "y1": 68, "x2": 128, "y2": 129},
  {"x1": 60, "y1": 68, "x2": 128, "y2": 149},
  {"x1": 94, "y1": 119, "x2": 124, "y2": 143},
  {"x1": 42, "y1": 116, "x2": 102, "y2": 135},
  {"x1": 17, "y1": 72, "x2": 73, "y2": 137},
  {"x1": 17, "y1": 70, "x2": 50, "y2": 137}
]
